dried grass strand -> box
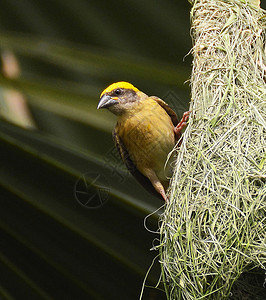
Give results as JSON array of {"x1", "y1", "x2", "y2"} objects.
[{"x1": 159, "y1": 0, "x2": 266, "y2": 299}]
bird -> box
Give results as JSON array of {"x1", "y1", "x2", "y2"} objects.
[{"x1": 97, "y1": 82, "x2": 189, "y2": 202}]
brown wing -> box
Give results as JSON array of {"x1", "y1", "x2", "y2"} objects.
[
  {"x1": 113, "y1": 127, "x2": 163, "y2": 200},
  {"x1": 150, "y1": 96, "x2": 183, "y2": 142},
  {"x1": 150, "y1": 96, "x2": 179, "y2": 126}
]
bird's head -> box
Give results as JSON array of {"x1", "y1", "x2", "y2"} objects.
[{"x1": 97, "y1": 82, "x2": 146, "y2": 115}]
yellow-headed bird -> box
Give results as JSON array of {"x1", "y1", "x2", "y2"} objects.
[{"x1": 97, "y1": 82, "x2": 189, "y2": 202}]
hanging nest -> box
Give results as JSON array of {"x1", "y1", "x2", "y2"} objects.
[{"x1": 159, "y1": 0, "x2": 266, "y2": 299}]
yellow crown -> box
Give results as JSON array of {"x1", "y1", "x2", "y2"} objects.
[{"x1": 100, "y1": 82, "x2": 139, "y2": 98}]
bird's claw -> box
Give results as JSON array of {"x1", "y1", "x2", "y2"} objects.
[{"x1": 174, "y1": 111, "x2": 191, "y2": 135}]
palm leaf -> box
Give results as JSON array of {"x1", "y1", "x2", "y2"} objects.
[{"x1": 0, "y1": 0, "x2": 192, "y2": 298}]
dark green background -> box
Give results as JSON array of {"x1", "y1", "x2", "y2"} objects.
[{"x1": 0, "y1": 1, "x2": 265, "y2": 299}]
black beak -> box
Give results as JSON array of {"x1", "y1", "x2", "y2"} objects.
[{"x1": 97, "y1": 94, "x2": 118, "y2": 109}]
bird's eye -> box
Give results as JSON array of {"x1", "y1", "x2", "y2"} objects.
[{"x1": 114, "y1": 88, "x2": 122, "y2": 96}]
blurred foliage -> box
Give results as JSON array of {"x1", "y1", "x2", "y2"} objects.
[
  {"x1": 0, "y1": 1, "x2": 192, "y2": 298},
  {"x1": 2, "y1": 0, "x2": 264, "y2": 299}
]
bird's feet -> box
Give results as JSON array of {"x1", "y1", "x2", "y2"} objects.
[{"x1": 174, "y1": 111, "x2": 191, "y2": 135}]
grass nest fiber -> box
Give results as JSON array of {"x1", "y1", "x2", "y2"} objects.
[{"x1": 159, "y1": 0, "x2": 266, "y2": 299}]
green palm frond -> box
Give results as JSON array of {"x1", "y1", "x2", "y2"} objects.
[{"x1": 0, "y1": 1, "x2": 193, "y2": 299}]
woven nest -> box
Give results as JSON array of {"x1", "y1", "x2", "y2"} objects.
[{"x1": 159, "y1": 0, "x2": 266, "y2": 299}]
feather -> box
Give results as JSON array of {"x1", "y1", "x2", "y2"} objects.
[
  {"x1": 150, "y1": 96, "x2": 182, "y2": 142},
  {"x1": 113, "y1": 128, "x2": 162, "y2": 199}
]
